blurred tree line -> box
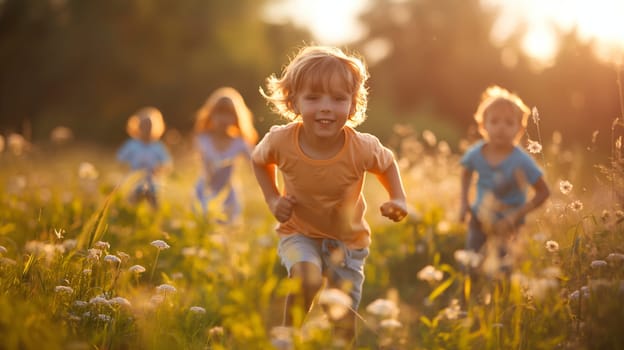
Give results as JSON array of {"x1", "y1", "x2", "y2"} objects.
[{"x1": 0, "y1": 0, "x2": 622, "y2": 155}]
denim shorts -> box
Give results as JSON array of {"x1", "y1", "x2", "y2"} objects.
[{"x1": 277, "y1": 233, "x2": 369, "y2": 309}]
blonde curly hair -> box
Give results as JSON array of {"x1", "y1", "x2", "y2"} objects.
[{"x1": 260, "y1": 45, "x2": 369, "y2": 127}]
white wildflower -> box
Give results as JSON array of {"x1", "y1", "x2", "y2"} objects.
[
  {"x1": 78, "y1": 162, "x2": 99, "y2": 180},
  {"x1": 73, "y1": 300, "x2": 88, "y2": 308},
  {"x1": 559, "y1": 180, "x2": 573, "y2": 195},
  {"x1": 531, "y1": 106, "x2": 540, "y2": 124},
  {"x1": 0, "y1": 245, "x2": 7, "y2": 255},
  {"x1": 97, "y1": 314, "x2": 111, "y2": 322},
  {"x1": 151, "y1": 240, "x2": 170, "y2": 250},
  {"x1": 104, "y1": 254, "x2": 121, "y2": 265},
  {"x1": 94, "y1": 241, "x2": 110, "y2": 250},
  {"x1": 380, "y1": 318, "x2": 402, "y2": 329},
  {"x1": 545, "y1": 240, "x2": 559, "y2": 253},
  {"x1": 569, "y1": 200, "x2": 583, "y2": 211},
  {"x1": 108, "y1": 297, "x2": 131, "y2": 307},
  {"x1": 318, "y1": 288, "x2": 352, "y2": 320},
  {"x1": 128, "y1": 265, "x2": 146, "y2": 273},
  {"x1": 606, "y1": 253, "x2": 624, "y2": 263},
  {"x1": 89, "y1": 296, "x2": 108, "y2": 305},
  {"x1": 365, "y1": 298, "x2": 399, "y2": 319},
  {"x1": 590, "y1": 260, "x2": 608, "y2": 268},
  {"x1": 417, "y1": 265, "x2": 443, "y2": 282},
  {"x1": 527, "y1": 139, "x2": 542, "y2": 154},
  {"x1": 189, "y1": 306, "x2": 206, "y2": 314},
  {"x1": 454, "y1": 249, "x2": 482, "y2": 268},
  {"x1": 156, "y1": 284, "x2": 177, "y2": 294},
  {"x1": 55, "y1": 286, "x2": 74, "y2": 295},
  {"x1": 443, "y1": 299, "x2": 461, "y2": 320}
]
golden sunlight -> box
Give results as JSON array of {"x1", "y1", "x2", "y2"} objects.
[
  {"x1": 485, "y1": 0, "x2": 624, "y2": 64},
  {"x1": 263, "y1": 0, "x2": 371, "y2": 45}
]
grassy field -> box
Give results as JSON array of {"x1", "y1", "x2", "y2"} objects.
[{"x1": 0, "y1": 126, "x2": 623, "y2": 350}]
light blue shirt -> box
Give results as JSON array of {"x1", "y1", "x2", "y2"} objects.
[
  {"x1": 461, "y1": 140, "x2": 543, "y2": 216},
  {"x1": 196, "y1": 134, "x2": 251, "y2": 192},
  {"x1": 117, "y1": 139, "x2": 171, "y2": 171}
]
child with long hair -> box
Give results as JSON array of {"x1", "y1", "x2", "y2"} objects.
[
  {"x1": 117, "y1": 107, "x2": 172, "y2": 208},
  {"x1": 459, "y1": 86, "x2": 550, "y2": 272},
  {"x1": 194, "y1": 87, "x2": 258, "y2": 223},
  {"x1": 252, "y1": 46, "x2": 408, "y2": 346}
]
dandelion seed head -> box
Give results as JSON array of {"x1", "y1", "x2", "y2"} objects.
[
  {"x1": 559, "y1": 180, "x2": 573, "y2": 195},
  {"x1": 151, "y1": 240, "x2": 170, "y2": 250},
  {"x1": 417, "y1": 265, "x2": 444, "y2": 282},
  {"x1": 545, "y1": 240, "x2": 559, "y2": 253},
  {"x1": 527, "y1": 140, "x2": 542, "y2": 154},
  {"x1": 55, "y1": 286, "x2": 74, "y2": 295},
  {"x1": 366, "y1": 298, "x2": 399, "y2": 318}
]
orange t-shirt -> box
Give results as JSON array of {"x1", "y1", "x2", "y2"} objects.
[{"x1": 252, "y1": 122, "x2": 395, "y2": 249}]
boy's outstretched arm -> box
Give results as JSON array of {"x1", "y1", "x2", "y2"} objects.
[
  {"x1": 375, "y1": 161, "x2": 408, "y2": 222},
  {"x1": 506, "y1": 176, "x2": 550, "y2": 225},
  {"x1": 252, "y1": 160, "x2": 296, "y2": 223}
]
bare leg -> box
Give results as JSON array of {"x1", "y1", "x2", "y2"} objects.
[{"x1": 283, "y1": 261, "x2": 323, "y2": 327}]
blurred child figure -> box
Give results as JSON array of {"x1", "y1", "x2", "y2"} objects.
[
  {"x1": 194, "y1": 87, "x2": 258, "y2": 223},
  {"x1": 459, "y1": 86, "x2": 550, "y2": 273},
  {"x1": 117, "y1": 107, "x2": 172, "y2": 208},
  {"x1": 252, "y1": 46, "x2": 407, "y2": 345}
]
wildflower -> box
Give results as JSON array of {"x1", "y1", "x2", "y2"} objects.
[
  {"x1": 0, "y1": 245, "x2": 7, "y2": 255},
  {"x1": 527, "y1": 139, "x2": 542, "y2": 154},
  {"x1": 73, "y1": 301, "x2": 88, "y2": 308},
  {"x1": 559, "y1": 180, "x2": 573, "y2": 195},
  {"x1": 189, "y1": 306, "x2": 206, "y2": 314},
  {"x1": 606, "y1": 253, "x2": 624, "y2": 263},
  {"x1": 128, "y1": 265, "x2": 146, "y2": 273},
  {"x1": 601, "y1": 210, "x2": 611, "y2": 222},
  {"x1": 116, "y1": 251, "x2": 130, "y2": 262},
  {"x1": 454, "y1": 249, "x2": 482, "y2": 268},
  {"x1": 89, "y1": 296, "x2": 109, "y2": 305},
  {"x1": 422, "y1": 130, "x2": 437, "y2": 147},
  {"x1": 545, "y1": 240, "x2": 559, "y2": 253},
  {"x1": 94, "y1": 241, "x2": 110, "y2": 250},
  {"x1": 104, "y1": 254, "x2": 121, "y2": 265},
  {"x1": 151, "y1": 240, "x2": 170, "y2": 250},
  {"x1": 78, "y1": 162, "x2": 99, "y2": 180},
  {"x1": 590, "y1": 260, "x2": 608, "y2": 268},
  {"x1": 417, "y1": 265, "x2": 443, "y2": 282},
  {"x1": 55, "y1": 286, "x2": 74, "y2": 295},
  {"x1": 97, "y1": 314, "x2": 111, "y2": 322},
  {"x1": 443, "y1": 299, "x2": 461, "y2": 320},
  {"x1": 569, "y1": 200, "x2": 584, "y2": 211},
  {"x1": 108, "y1": 297, "x2": 131, "y2": 307},
  {"x1": 156, "y1": 284, "x2": 177, "y2": 294},
  {"x1": 569, "y1": 290, "x2": 580, "y2": 301},
  {"x1": 366, "y1": 298, "x2": 399, "y2": 319},
  {"x1": 318, "y1": 288, "x2": 352, "y2": 320},
  {"x1": 380, "y1": 319, "x2": 402, "y2": 329},
  {"x1": 531, "y1": 106, "x2": 540, "y2": 124},
  {"x1": 50, "y1": 126, "x2": 73, "y2": 144},
  {"x1": 208, "y1": 326, "x2": 224, "y2": 337}
]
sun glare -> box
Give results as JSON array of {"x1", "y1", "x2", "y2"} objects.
[
  {"x1": 263, "y1": 0, "x2": 371, "y2": 45},
  {"x1": 485, "y1": 0, "x2": 624, "y2": 65}
]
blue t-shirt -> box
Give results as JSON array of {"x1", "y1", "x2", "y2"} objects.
[
  {"x1": 196, "y1": 133, "x2": 251, "y2": 192},
  {"x1": 117, "y1": 139, "x2": 171, "y2": 172},
  {"x1": 461, "y1": 140, "x2": 543, "y2": 217}
]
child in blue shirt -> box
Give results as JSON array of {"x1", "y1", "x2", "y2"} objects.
[
  {"x1": 459, "y1": 86, "x2": 550, "y2": 260},
  {"x1": 193, "y1": 87, "x2": 258, "y2": 223},
  {"x1": 117, "y1": 107, "x2": 172, "y2": 208}
]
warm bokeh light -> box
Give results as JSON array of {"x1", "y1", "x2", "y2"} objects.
[
  {"x1": 484, "y1": 0, "x2": 624, "y2": 64},
  {"x1": 266, "y1": 0, "x2": 624, "y2": 64},
  {"x1": 263, "y1": 0, "x2": 371, "y2": 45}
]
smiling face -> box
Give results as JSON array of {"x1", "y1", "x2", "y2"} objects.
[{"x1": 294, "y1": 72, "x2": 354, "y2": 142}]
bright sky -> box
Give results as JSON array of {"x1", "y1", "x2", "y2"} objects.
[{"x1": 264, "y1": 0, "x2": 624, "y2": 65}]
